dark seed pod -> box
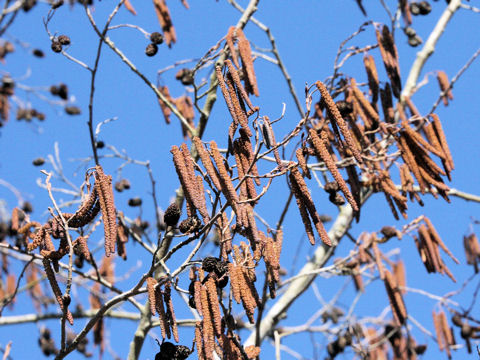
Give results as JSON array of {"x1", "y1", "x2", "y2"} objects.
[
  {"x1": 380, "y1": 226, "x2": 398, "y2": 239},
  {"x1": 128, "y1": 197, "x2": 142, "y2": 207},
  {"x1": 65, "y1": 106, "x2": 81, "y2": 115},
  {"x1": 32, "y1": 49, "x2": 45, "y2": 58},
  {"x1": 51, "y1": 41, "x2": 62, "y2": 53},
  {"x1": 114, "y1": 181, "x2": 124, "y2": 192},
  {"x1": 150, "y1": 32, "x2": 164, "y2": 45},
  {"x1": 178, "y1": 216, "x2": 202, "y2": 234},
  {"x1": 410, "y1": 2, "x2": 420, "y2": 15},
  {"x1": 175, "y1": 345, "x2": 191, "y2": 360},
  {"x1": 58, "y1": 35, "x2": 71, "y2": 46},
  {"x1": 32, "y1": 157, "x2": 45, "y2": 166},
  {"x1": 404, "y1": 27, "x2": 416, "y2": 37},
  {"x1": 335, "y1": 100, "x2": 353, "y2": 117},
  {"x1": 22, "y1": 0, "x2": 37, "y2": 12},
  {"x1": 418, "y1": 1, "x2": 432, "y2": 15},
  {"x1": 36, "y1": 112, "x2": 46, "y2": 121},
  {"x1": 22, "y1": 201, "x2": 33, "y2": 213},
  {"x1": 50, "y1": 85, "x2": 59, "y2": 96},
  {"x1": 452, "y1": 314, "x2": 463, "y2": 327},
  {"x1": 202, "y1": 256, "x2": 219, "y2": 273},
  {"x1": 175, "y1": 69, "x2": 194, "y2": 86},
  {"x1": 461, "y1": 323, "x2": 473, "y2": 339},
  {"x1": 95, "y1": 140, "x2": 105, "y2": 149},
  {"x1": 58, "y1": 83, "x2": 68, "y2": 100},
  {"x1": 121, "y1": 179, "x2": 131, "y2": 190},
  {"x1": 329, "y1": 189, "x2": 346, "y2": 205},
  {"x1": 145, "y1": 43, "x2": 158, "y2": 57},
  {"x1": 324, "y1": 181, "x2": 339, "y2": 194},
  {"x1": 408, "y1": 35, "x2": 422, "y2": 47},
  {"x1": 164, "y1": 203, "x2": 181, "y2": 227}
]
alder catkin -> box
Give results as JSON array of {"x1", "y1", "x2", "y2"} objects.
[{"x1": 94, "y1": 165, "x2": 117, "y2": 257}]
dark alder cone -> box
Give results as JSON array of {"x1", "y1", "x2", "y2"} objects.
[
  {"x1": 175, "y1": 69, "x2": 194, "y2": 85},
  {"x1": 22, "y1": 201, "x2": 33, "y2": 213},
  {"x1": 65, "y1": 106, "x2": 81, "y2": 115},
  {"x1": 22, "y1": 0, "x2": 37, "y2": 11},
  {"x1": 418, "y1": 1, "x2": 432, "y2": 15},
  {"x1": 32, "y1": 49, "x2": 45, "y2": 58},
  {"x1": 164, "y1": 203, "x2": 181, "y2": 227},
  {"x1": 50, "y1": 85, "x2": 59, "y2": 96},
  {"x1": 58, "y1": 35, "x2": 71, "y2": 46},
  {"x1": 175, "y1": 345, "x2": 191, "y2": 360},
  {"x1": 410, "y1": 2, "x2": 421, "y2": 15},
  {"x1": 188, "y1": 295, "x2": 196, "y2": 309},
  {"x1": 145, "y1": 43, "x2": 158, "y2": 57},
  {"x1": 217, "y1": 274, "x2": 229, "y2": 289},
  {"x1": 32, "y1": 157, "x2": 45, "y2": 166},
  {"x1": 380, "y1": 226, "x2": 398, "y2": 239},
  {"x1": 335, "y1": 100, "x2": 353, "y2": 117},
  {"x1": 156, "y1": 342, "x2": 177, "y2": 360},
  {"x1": 95, "y1": 140, "x2": 105, "y2": 149},
  {"x1": 36, "y1": 112, "x2": 46, "y2": 121},
  {"x1": 329, "y1": 192, "x2": 346, "y2": 206},
  {"x1": 324, "y1": 181, "x2": 339, "y2": 194},
  {"x1": 408, "y1": 35, "x2": 422, "y2": 47},
  {"x1": 150, "y1": 32, "x2": 164, "y2": 45},
  {"x1": 178, "y1": 216, "x2": 202, "y2": 234},
  {"x1": 202, "y1": 256, "x2": 219, "y2": 273},
  {"x1": 58, "y1": 83, "x2": 68, "y2": 100},
  {"x1": 404, "y1": 27, "x2": 416, "y2": 37},
  {"x1": 128, "y1": 197, "x2": 142, "y2": 207},
  {"x1": 51, "y1": 41, "x2": 62, "y2": 53}
]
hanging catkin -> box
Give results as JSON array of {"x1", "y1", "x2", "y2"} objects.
[
  {"x1": 94, "y1": 165, "x2": 117, "y2": 257},
  {"x1": 309, "y1": 129, "x2": 359, "y2": 212},
  {"x1": 316, "y1": 81, "x2": 363, "y2": 164}
]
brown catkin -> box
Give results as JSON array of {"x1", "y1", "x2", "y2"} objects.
[
  {"x1": 146, "y1": 277, "x2": 157, "y2": 316},
  {"x1": 363, "y1": 54, "x2": 379, "y2": 103},
  {"x1": 181, "y1": 143, "x2": 208, "y2": 221},
  {"x1": 205, "y1": 277, "x2": 222, "y2": 337},
  {"x1": 153, "y1": 0, "x2": 176, "y2": 46},
  {"x1": 228, "y1": 262, "x2": 242, "y2": 304},
  {"x1": 372, "y1": 241, "x2": 385, "y2": 280},
  {"x1": 27, "y1": 225, "x2": 47, "y2": 252},
  {"x1": 437, "y1": 71, "x2": 453, "y2": 106},
  {"x1": 195, "y1": 321, "x2": 205, "y2": 360},
  {"x1": 290, "y1": 177, "x2": 316, "y2": 245},
  {"x1": 237, "y1": 265, "x2": 257, "y2": 323},
  {"x1": 236, "y1": 28, "x2": 259, "y2": 97},
  {"x1": 11, "y1": 207, "x2": 19, "y2": 231},
  {"x1": 393, "y1": 260, "x2": 406, "y2": 294},
  {"x1": 316, "y1": 81, "x2": 363, "y2": 164},
  {"x1": 157, "y1": 86, "x2": 173, "y2": 124},
  {"x1": 309, "y1": 129, "x2": 359, "y2": 212},
  {"x1": 226, "y1": 26, "x2": 240, "y2": 69},
  {"x1": 200, "y1": 286, "x2": 214, "y2": 359},
  {"x1": 155, "y1": 287, "x2": 171, "y2": 339},
  {"x1": 433, "y1": 311, "x2": 445, "y2": 351},
  {"x1": 239, "y1": 129, "x2": 260, "y2": 185},
  {"x1": 171, "y1": 145, "x2": 197, "y2": 215},
  {"x1": 351, "y1": 78, "x2": 380, "y2": 125},
  {"x1": 209, "y1": 141, "x2": 242, "y2": 225},
  {"x1": 164, "y1": 282, "x2": 179, "y2": 343},
  {"x1": 225, "y1": 59, "x2": 256, "y2": 111},
  {"x1": 193, "y1": 137, "x2": 222, "y2": 191},
  {"x1": 215, "y1": 65, "x2": 238, "y2": 126},
  {"x1": 384, "y1": 270, "x2": 407, "y2": 325},
  {"x1": 380, "y1": 83, "x2": 395, "y2": 123},
  {"x1": 430, "y1": 114, "x2": 454, "y2": 171},
  {"x1": 396, "y1": 134, "x2": 427, "y2": 193},
  {"x1": 95, "y1": 165, "x2": 117, "y2": 257},
  {"x1": 43, "y1": 258, "x2": 74, "y2": 325},
  {"x1": 289, "y1": 167, "x2": 331, "y2": 246},
  {"x1": 418, "y1": 224, "x2": 441, "y2": 273},
  {"x1": 402, "y1": 122, "x2": 446, "y2": 160},
  {"x1": 424, "y1": 217, "x2": 459, "y2": 264},
  {"x1": 438, "y1": 310, "x2": 453, "y2": 357},
  {"x1": 423, "y1": 122, "x2": 447, "y2": 162},
  {"x1": 296, "y1": 148, "x2": 311, "y2": 179},
  {"x1": 225, "y1": 73, "x2": 252, "y2": 137},
  {"x1": 193, "y1": 280, "x2": 203, "y2": 317}
]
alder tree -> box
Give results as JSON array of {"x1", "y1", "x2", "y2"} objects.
[{"x1": 1, "y1": 0, "x2": 480, "y2": 359}]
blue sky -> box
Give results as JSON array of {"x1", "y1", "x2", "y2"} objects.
[{"x1": 1, "y1": 0, "x2": 480, "y2": 359}]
